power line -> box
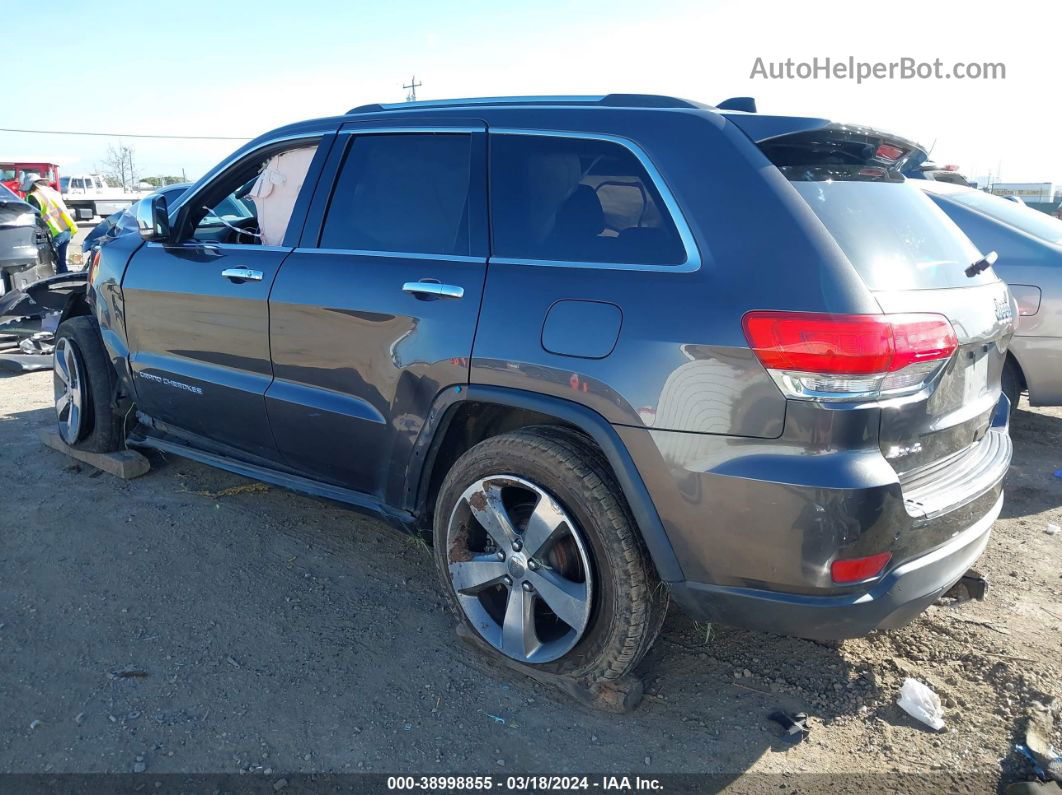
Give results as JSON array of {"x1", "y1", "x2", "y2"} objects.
[
  {"x1": 403, "y1": 75, "x2": 422, "y2": 102},
  {"x1": 0, "y1": 127, "x2": 251, "y2": 141}
]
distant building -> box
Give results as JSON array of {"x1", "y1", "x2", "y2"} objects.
[{"x1": 988, "y1": 182, "x2": 1056, "y2": 202}]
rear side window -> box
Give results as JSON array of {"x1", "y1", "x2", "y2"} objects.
[
  {"x1": 490, "y1": 134, "x2": 686, "y2": 265},
  {"x1": 321, "y1": 134, "x2": 471, "y2": 255}
]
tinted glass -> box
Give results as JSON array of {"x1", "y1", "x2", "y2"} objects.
[
  {"x1": 946, "y1": 189, "x2": 1062, "y2": 246},
  {"x1": 793, "y1": 181, "x2": 996, "y2": 290},
  {"x1": 490, "y1": 135, "x2": 685, "y2": 265},
  {"x1": 0, "y1": 183, "x2": 18, "y2": 201},
  {"x1": 321, "y1": 134, "x2": 471, "y2": 255}
]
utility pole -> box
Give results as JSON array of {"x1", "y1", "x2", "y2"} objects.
[{"x1": 403, "y1": 75, "x2": 422, "y2": 102}]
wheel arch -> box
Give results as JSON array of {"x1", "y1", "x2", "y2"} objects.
[
  {"x1": 405, "y1": 384, "x2": 684, "y2": 583},
  {"x1": 58, "y1": 287, "x2": 92, "y2": 326},
  {"x1": 1005, "y1": 349, "x2": 1028, "y2": 392}
]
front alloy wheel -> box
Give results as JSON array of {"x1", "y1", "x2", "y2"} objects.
[
  {"x1": 445, "y1": 475, "x2": 593, "y2": 664},
  {"x1": 53, "y1": 336, "x2": 85, "y2": 445}
]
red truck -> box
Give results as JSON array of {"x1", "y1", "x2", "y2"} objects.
[{"x1": 0, "y1": 162, "x2": 61, "y2": 198}]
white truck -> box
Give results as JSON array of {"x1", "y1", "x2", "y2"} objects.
[{"x1": 59, "y1": 174, "x2": 144, "y2": 221}]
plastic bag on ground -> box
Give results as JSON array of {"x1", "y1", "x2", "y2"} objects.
[{"x1": 897, "y1": 677, "x2": 946, "y2": 730}]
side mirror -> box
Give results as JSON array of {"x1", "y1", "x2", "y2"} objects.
[{"x1": 136, "y1": 194, "x2": 170, "y2": 242}]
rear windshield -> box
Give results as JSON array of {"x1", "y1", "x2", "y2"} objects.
[
  {"x1": 946, "y1": 189, "x2": 1062, "y2": 246},
  {"x1": 792, "y1": 180, "x2": 996, "y2": 290}
]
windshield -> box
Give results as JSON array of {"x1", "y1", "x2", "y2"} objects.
[
  {"x1": 946, "y1": 189, "x2": 1062, "y2": 246},
  {"x1": 792, "y1": 180, "x2": 995, "y2": 290}
]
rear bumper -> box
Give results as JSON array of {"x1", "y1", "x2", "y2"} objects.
[
  {"x1": 669, "y1": 491, "x2": 1000, "y2": 639},
  {"x1": 618, "y1": 393, "x2": 1011, "y2": 640}
]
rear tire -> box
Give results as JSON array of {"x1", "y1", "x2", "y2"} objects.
[
  {"x1": 52, "y1": 316, "x2": 122, "y2": 453},
  {"x1": 1001, "y1": 356, "x2": 1023, "y2": 414},
  {"x1": 433, "y1": 426, "x2": 667, "y2": 685}
]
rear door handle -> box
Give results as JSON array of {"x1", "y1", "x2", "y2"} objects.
[
  {"x1": 402, "y1": 281, "x2": 464, "y2": 300},
  {"x1": 221, "y1": 267, "x2": 263, "y2": 282}
]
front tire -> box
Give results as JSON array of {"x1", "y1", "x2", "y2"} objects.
[
  {"x1": 52, "y1": 316, "x2": 122, "y2": 452},
  {"x1": 433, "y1": 426, "x2": 667, "y2": 684}
]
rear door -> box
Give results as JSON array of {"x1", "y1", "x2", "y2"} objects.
[
  {"x1": 264, "y1": 120, "x2": 488, "y2": 501},
  {"x1": 122, "y1": 134, "x2": 332, "y2": 459}
]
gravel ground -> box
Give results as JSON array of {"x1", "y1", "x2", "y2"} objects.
[{"x1": 0, "y1": 369, "x2": 1059, "y2": 791}]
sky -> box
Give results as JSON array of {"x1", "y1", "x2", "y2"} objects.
[{"x1": 5, "y1": 0, "x2": 1061, "y2": 186}]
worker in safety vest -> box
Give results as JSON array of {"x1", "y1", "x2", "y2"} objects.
[{"x1": 21, "y1": 172, "x2": 78, "y2": 273}]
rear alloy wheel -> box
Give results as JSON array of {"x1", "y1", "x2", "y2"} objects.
[
  {"x1": 446, "y1": 475, "x2": 593, "y2": 664},
  {"x1": 434, "y1": 427, "x2": 668, "y2": 685},
  {"x1": 53, "y1": 336, "x2": 85, "y2": 445}
]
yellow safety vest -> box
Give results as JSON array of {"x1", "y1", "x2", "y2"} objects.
[{"x1": 30, "y1": 185, "x2": 78, "y2": 239}]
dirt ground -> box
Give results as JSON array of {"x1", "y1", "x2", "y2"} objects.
[{"x1": 1, "y1": 364, "x2": 1060, "y2": 791}]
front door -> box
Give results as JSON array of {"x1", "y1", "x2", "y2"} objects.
[
  {"x1": 122, "y1": 136, "x2": 330, "y2": 459},
  {"x1": 265, "y1": 122, "x2": 488, "y2": 501}
]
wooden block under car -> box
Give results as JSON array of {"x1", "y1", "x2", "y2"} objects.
[{"x1": 39, "y1": 429, "x2": 150, "y2": 480}]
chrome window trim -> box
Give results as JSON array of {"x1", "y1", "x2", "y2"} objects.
[
  {"x1": 296, "y1": 247, "x2": 485, "y2": 264},
  {"x1": 147, "y1": 241, "x2": 293, "y2": 254},
  {"x1": 488, "y1": 128, "x2": 703, "y2": 273},
  {"x1": 338, "y1": 126, "x2": 482, "y2": 135}
]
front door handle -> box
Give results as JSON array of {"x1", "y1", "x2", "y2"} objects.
[
  {"x1": 402, "y1": 281, "x2": 464, "y2": 300},
  {"x1": 221, "y1": 267, "x2": 263, "y2": 282}
]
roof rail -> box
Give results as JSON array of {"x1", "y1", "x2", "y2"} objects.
[{"x1": 345, "y1": 94, "x2": 708, "y2": 115}]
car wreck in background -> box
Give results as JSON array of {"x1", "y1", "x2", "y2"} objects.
[
  {"x1": 0, "y1": 182, "x2": 69, "y2": 372},
  {"x1": 0, "y1": 182, "x2": 54, "y2": 293}
]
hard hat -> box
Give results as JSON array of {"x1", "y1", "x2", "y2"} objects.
[{"x1": 19, "y1": 172, "x2": 47, "y2": 192}]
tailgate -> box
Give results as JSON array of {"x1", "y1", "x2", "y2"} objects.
[
  {"x1": 758, "y1": 125, "x2": 1016, "y2": 515},
  {"x1": 874, "y1": 282, "x2": 1014, "y2": 482}
]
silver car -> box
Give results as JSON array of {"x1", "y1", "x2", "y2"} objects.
[{"x1": 919, "y1": 181, "x2": 1062, "y2": 408}]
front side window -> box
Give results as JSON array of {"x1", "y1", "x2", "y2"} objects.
[
  {"x1": 489, "y1": 134, "x2": 686, "y2": 266},
  {"x1": 320, "y1": 134, "x2": 472, "y2": 255},
  {"x1": 189, "y1": 143, "x2": 318, "y2": 245}
]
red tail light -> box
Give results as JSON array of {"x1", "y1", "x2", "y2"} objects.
[
  {"x1": 831, "y1": 552, "x2": 892, "y2": 583},
  {"x1": 742, "y1": 312, "x2": 957, "y2": 402}
]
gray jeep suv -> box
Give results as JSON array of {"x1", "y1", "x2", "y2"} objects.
[{"x1": 54, "y1": 94, "x2": 1014, "y2": 703}]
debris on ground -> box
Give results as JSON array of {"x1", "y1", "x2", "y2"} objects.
[
  {"x1": 108, "y1": 669, "x2": 149, "y2": 679},
  {"x1": 188, "y1": 482, "x2": 271, "y2": 498},
  {"x1": 1020, "y1": 703, "x2": 1062, "y2": 783},
  {"x1": 1046, "y1": 524, "x2": 1060, "y2": 536},
  {"x1": 942, "y1": 569, "x2": 989, "y2": 602},
  {"x1": 897, "y1": 677, "x2": 946, "y2": 730},
  {"x1": 767, "y1": 710, "x2": 810, "y2": 743}
]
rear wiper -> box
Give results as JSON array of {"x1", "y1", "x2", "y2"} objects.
[{"x1": 965, "y1": 250, "x2": 997, "y2": 277}]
